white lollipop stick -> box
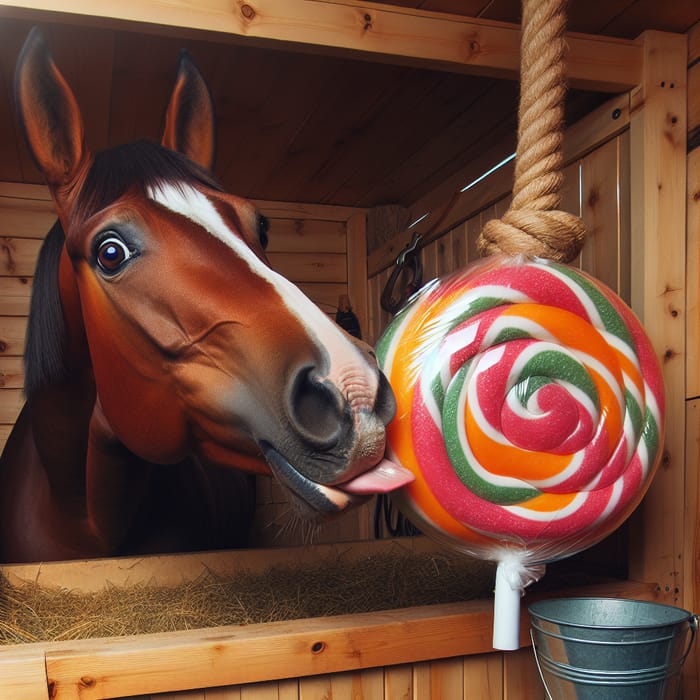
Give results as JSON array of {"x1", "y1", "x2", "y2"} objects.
[{"x1": 493, "y1": 557, "x2": 546, "y2": 650}]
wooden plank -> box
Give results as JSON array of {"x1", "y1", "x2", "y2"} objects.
[
  {"x1": 266, "y1": 251, "x2": 346, "y2": 284},
  {"x1": 45, "y1": 602, "x2": 499, "y2": 699},
  {"x1": 368, "y1": 93, "x2": 631, "y2": 277},
  {"x1": 0, "y1": 183, "x2": 51, "y2": 201},
  {"x1": 618, "y1": 129, "x2": 632, "y2": 305},
  {"x1": 0, "y1": 237, "x2": 43, "y2": 277},
  {"x1": 241, "y1": 681, "x2": 283, "y2": 699},
  {"x1": 2, "y1": 538, "x2": 442, "y2": 592},
  {"x1": 0, "y1": 646, "x2": 51, "y2": 700},
  {"x1": 0, "y1": 315, "x2": 27, "y2": 355},
  {"x1": 347, "y1": 211, "x2": 369, "y2": 340},
  {"x1": 428, "y1": 658, "x2": 462, "y2": 699},
  {"x1": 627, "y1": 31, "x2": 687, "y2": 598},
  {"x1": 330, "y1": 668, "x2": 384, "y2": 699},
  {"x1": 207, "y1": 686, "x2": 243, "y2": 699},
  {"x1": 0, "y1": 387, "x2": 23, "y2": 424},
  {"x1": 296, "y1": 282, "x2": 348, "y2": 317},
  {"x1": 502, "y1": 647, "x2": 543, "y2": 700},
  {"x1": 267, "y1": 219, "x2": 347, "y2": 254},
  {"x1": 687, "y1": 147, "x2": 700, "y2": 397},
  {"x1": 412, "y1": 662, "x2": 431, "y2": 700},
  {"x1": 688, "y1": 61, "x2": 700, "y2": 148},
  {"x1": 36, "y1": 579, "x2": 656, "y2": 699},
  {"x1": 298, "y1": 676, "x2": 330, "y2": 700},
  {"x1": 0, "y1": 356, "x2": 25, "y2": 389},
  {"x1": 323, "y1": 72, "x2": 491, "y2": 207},
  {"x1": 420, "y1": 239, "x2": 439, "y2": 285},
  {"x1": 255, "y1": 200, "x2": 360, "y2": 223},
  {"x1": 462, "y1": 653, "x2": 503, "y2": 700},
  {"x1": 684, "y1": 400, "x2": 700, "y2": 700},
  {"x1": 580, "y1": 137, "x2": 623, "y2": 294},
  {"x1": 384, "y1": 664, "x2": 412, "y2": 700},
  {"x1": 0, "y1": 0, "x2": 642, "y2": 91},
  {"x1": 0, "y1": 202, "x2": 55, "y2": 239},
  {"x1": 0, "y1": 276, "x2": 32, "y2": 317}
]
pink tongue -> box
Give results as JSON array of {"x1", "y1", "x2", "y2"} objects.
[{"x1": 341, "y1": 459, "x2": 415, "y2": 495}]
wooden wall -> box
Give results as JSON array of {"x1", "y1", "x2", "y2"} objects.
[
  {"x1": 366, "y1": 105, "x2": 631, "y2": 345},
  {"x1": 685, "y1": 19, "x2": 700, "y2": 697},
  {"x1": 114, "y1": 651, "x2": 541, "y2": 700},
  {"x1": 0, "y1": 184, "x2": 373, "y2": 548}
]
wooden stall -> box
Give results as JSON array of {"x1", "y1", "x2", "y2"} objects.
[{"x1": 0, "y1": 1, "x2": 698, "y2": 698}]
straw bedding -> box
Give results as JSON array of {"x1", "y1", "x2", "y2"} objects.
[{"x1": 0, "y1": 549, "x2": 495, "y2": 644}]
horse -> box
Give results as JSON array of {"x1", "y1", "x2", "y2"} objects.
[{"x1": 0, "y1": 28, "x2": 411, "y2": 563}]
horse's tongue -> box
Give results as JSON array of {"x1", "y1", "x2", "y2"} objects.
[{"x1": 340, "y1": 459, "x2": 414, "y2": 495}]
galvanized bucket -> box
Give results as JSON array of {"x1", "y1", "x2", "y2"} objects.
[{"x1": 529, "y1": 598, "x2": 697, "y2": 699}]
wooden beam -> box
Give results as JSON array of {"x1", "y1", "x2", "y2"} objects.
[
  {"x1": 0, "y1": 647, "x2": 50, "y2": 700},
  {"x1": 39, "y1": 579, "x2": 654, "y2": 699},
  {"x1": 346, "y1": 211, "x2": 369, "y2": 341},
  {"x1": 0, "y1": 0, "x2": 642, "y2": 91},
  {"x1": 628, "y1": 31, "x2": 687, "y2": 602}
]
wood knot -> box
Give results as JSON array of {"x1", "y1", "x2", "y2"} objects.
[
  {"x1": 240, "y1": 3, "x2": 256, "y2": 20},
  {"x1": 587, "y1": 187, "x2": 599, "y2": 208},
  {"x1": 79, "y1": 676, "x2": 96, "y2": 688},
  {"x1": 363, "y1": 13, "x2": 372, "y2": 30},
  {"x1": 465, "y1": 37, "x2": 480, "y2": 58}
]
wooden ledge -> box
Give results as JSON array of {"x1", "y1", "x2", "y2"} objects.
[
  {"x1": 0, "y1": 0, "x2": 641, "y2": 91},
  {"x1": 0, "y1": 574, "x2": 656, "y2": 699}
]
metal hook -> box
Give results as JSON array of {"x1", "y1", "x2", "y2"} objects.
[
  {"x1": 380, "y1": 233, "x2": 424, "y2": 315},
  {"x1": 396, "y1": 232, "x2": 422, "y2": 265}
]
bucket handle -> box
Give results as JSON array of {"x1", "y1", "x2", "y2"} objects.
[
  {"x1": 530, "y1": 627, "x2": 554, "y2": 700},
  {"x1": 680, "y1": 614, "x2": 699, "y2": 667}
]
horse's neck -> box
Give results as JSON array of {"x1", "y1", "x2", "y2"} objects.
[
  {"x1": 28, "y1": 244, "x2": 96, "y2": 506},
  {"x1": 29, "y1": 372, "x2": 96, "y2": 511}
]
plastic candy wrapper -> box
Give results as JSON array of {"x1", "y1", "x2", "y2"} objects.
[{"x1": 376, "y1": 254, "x2": 665, "y2": 650}]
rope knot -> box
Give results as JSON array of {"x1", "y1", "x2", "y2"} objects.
[{"x1": 477, "y1": 0, "x2": 586, "y2": 263}]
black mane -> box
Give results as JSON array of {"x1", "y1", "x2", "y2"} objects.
[
  {"x1": 24, "y1": 219, "x2": 66, "y2": 398},
  {"x1": 75, "y1": 140, "x2": 221, "y2": 222},
  {"x1": 25, "y1": 141, "x2": 221, "y2": 397}
]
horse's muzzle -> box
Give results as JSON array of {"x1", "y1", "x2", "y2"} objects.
[{"x1": 259, "y1": 441, "x2": 413, "y2": 517}]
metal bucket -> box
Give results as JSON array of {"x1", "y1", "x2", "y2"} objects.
[{"x1": 529, "y1": 598, "x2": 697, "y2": 700}]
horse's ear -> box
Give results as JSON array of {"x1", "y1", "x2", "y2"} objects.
[
  {"x1": 162, "y1": 51, "x2": 216, "y2": 172},
  {"x1": 15, "y1": 28, "x2": 89, "y2": 193}
]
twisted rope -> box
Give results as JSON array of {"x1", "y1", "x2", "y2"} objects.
[{"x1": 478, "y1": 0, "x2": 586, "y2": 262}]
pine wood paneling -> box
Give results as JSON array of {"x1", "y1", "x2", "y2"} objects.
[
  {"x1": 627, "y1": 30, "x2": 687, "y2": 597},
  {"x1": 503, "y1": 648, "x2": 544, "y2": 700}
]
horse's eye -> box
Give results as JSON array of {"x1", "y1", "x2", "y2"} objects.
[
  {"x1": 257, "y1": 214, "x2": 269, "y2": 250},
  {"x1": 96, "y1": 235, "x2": 134, "y2": 274}
]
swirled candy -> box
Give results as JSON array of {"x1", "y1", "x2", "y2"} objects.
[{"x1": 377, "y1": 255, "x2": 664, "y2": 565}]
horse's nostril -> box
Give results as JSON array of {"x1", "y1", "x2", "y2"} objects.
[
  {"x1": 375, "y1": 371, "x2": 397, "y2": 425},
  {"x1": 288, "y1": 366, "x2": 346, "y2": 449}
]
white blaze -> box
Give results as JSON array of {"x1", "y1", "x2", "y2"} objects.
[{"x1": 147, "y1": 182, "x2": 372, "y2": 384}]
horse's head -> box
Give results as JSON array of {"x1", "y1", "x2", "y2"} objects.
[{"x1": 15, "y1": 28, "x2": 412, "y2": 521}]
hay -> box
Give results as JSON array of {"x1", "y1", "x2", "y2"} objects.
[{"x1": 0, "y1": 550, "x2": 495, "y2": 644}]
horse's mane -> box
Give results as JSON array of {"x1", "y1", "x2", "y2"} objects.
[
  {"x1": 24, "y1": 141, "x2": 222, "y2": 398},
  {"x1": 24, "y1": 219, "x2": 66, "y2": 398},
  {"x1": 75, "y1": 141, "x2": 222, "y2": 222}
]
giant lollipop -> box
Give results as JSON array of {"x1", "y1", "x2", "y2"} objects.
[{"x1": 376, "y1": 0, "x2": 665, "y2": 650}]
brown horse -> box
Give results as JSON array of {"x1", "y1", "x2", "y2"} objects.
[{"x1": 0, "y1": 28, "x2": 411, "y2": 563}]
